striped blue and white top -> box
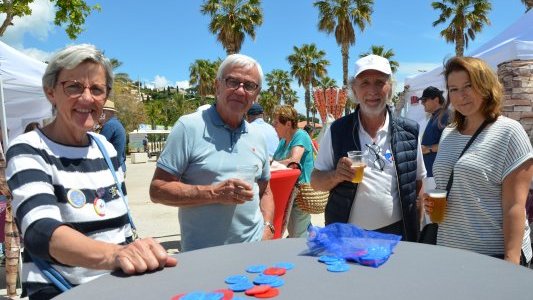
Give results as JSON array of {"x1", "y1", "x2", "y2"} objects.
[
  {"x1": 5, "y1": 130, "x2": 132, "y2": 295},
  {"x1": 434, "y1": 116, "x2": 532, "y2": 260}
]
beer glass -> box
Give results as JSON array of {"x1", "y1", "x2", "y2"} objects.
[
  {"x1": 427, "y1": 189, "x2": 447, "y2": 223},
  {"x1": 347, "y1": 151, "x2": 365, "y2": 183}
]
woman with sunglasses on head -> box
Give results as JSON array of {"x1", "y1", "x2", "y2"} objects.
[
  {"x1": 423, "y1": 56, "x2": 533, "y2": 265},
  {"x1": 5, "y1": 44, "x2": 177, "y2": 300}
]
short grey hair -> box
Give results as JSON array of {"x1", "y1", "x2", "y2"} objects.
[
  {"x1": 216, "y1": 53, "x2": 264, "y2": 88},
  {"x1": 42, "y1": 44, "x2": 114, "y2": 93}
]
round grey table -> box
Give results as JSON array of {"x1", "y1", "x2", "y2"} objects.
[{"x1": 55, "y1": 238, "x2": 533, "y2": 299}]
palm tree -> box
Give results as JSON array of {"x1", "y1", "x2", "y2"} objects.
[
  {"x1": 258, "y1": 90, "x2": 277, "y2": 122},
  {"x1": 432, "y1": 0, "x2": 491, "y2": 57},
  {"x1": 265, "y1": 69, "x2": 292, "y2": 106},
  {"x1": 317, "y1": 76, "x2": 338, "y2": 89},
  {"x1": 287, "y1": 43, "x2": 329, "y2": 124},
  {"x1": 284, "y1": 90, "x2": 299, "y2": 107},
  {"x1": 314, "y1": 0, "x2": 374, "y2": 115},
  {"x1": 522, "y1": 0, "x2": 533, "y2": 11},
  {"x1": 359, "y1": 45, "x2": 399, "y2": 73},
  {"x1": 200, "y1": 0, "x2": 263, "y2": 55},
  {"x1": 189, "y1": 59, "x2": 218, "y2": 105}
]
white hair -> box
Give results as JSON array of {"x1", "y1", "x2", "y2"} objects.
[{"x1": 216, "y1": 54, "x2": 264, "y2": 88}]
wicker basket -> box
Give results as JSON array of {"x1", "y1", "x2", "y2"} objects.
[{"x1": 295, "y1": 183, "x2": 329, "y2": 214}]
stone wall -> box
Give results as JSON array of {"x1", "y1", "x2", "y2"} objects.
[{"x1": 498, "y1": 59, "x2": 533, "y2": 144}]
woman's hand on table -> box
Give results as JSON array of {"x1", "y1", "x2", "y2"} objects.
[
  {"x1": 114, "y1": 238, "x2": 178, "y2": 275},
  {"x1": 213, "y1": 179, "x2": 254, "y2": 205}
]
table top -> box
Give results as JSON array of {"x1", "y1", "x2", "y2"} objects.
[{"x1": 56, "y1": 238, "x2": 533, "y2": 300}]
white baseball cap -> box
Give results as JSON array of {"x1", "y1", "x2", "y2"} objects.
[{"x1": 353, "y1": 54, "x2": 392, "y2": 78}]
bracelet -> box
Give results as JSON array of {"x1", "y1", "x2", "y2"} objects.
[{"x1": 264, "y1": 221, "x2": 275, "y2": 234}]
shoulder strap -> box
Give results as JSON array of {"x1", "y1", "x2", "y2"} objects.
[
  {"x1": 89, "y1": 133, "x2": 137, "y2": 231},
  {"x1": 446, "y1": 119, "x2": 492, "y2": 192}
]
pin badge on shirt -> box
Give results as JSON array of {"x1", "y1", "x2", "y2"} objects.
[
  {"x1": 96, "y1": 187, "x2": 106, "y2": 198},
  {"x1": 93, "y1": 198, "x2": 106, "y2": 217},
  {"x1": 67, "y1": 189, "x2": 86, "y2": 208},
  {"x1": 109, "y1": 186, "x2": 119, "y2": 198}
]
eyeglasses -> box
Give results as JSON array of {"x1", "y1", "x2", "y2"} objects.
[
  {"x1": 60, "y1": 80, "x2": 109, "y2": 100},
  {"x1": 365, "y1": 143, "x2": 385, "y2": 171},
  {"x1": 225, "y1": 77, "x2": 259, "y2": 93}
]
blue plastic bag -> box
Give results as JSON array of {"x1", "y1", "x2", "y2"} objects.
[{"x1": 304, "y1": 223, "x2": 402, "y2": 267}]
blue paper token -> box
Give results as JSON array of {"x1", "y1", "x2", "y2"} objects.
[
  {"x1": 246, "y1": 264, "x2": 267, "y2": 273},
  {"x1": 204, "y1": 292, "x2": 224, "y2": 300},
  {"x1": 228, "y1": 281, "x2": 254, "y2": 292},
  {"x1": 253, "y1": 274, "x2": 278, "y2": 285},
  {"x1": 268, "y1": 278, "x2": 285, "y2": 288},
  {"x1": 224, "y1": 274, "x2": 249, "y2": 284},
  {"x1": 327, "y1": 262, "x2": 350, "y2": 272},
  {"x1": 273, "y1": 262, "x2": 294, "y2": 270},
  {"x1": 318, "y1": 255, "x2": 344, "y2": 264}
]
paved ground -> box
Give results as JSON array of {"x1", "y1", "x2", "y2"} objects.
[{"x1": 1, "y1": 156, "x2": 325, "y2": 298}]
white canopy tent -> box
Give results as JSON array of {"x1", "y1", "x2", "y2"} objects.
[
  {"x1": 402, "y1": 10, "x2": 533, "y2": 127},
  {"x1": 0, "y1": 41, "x2": 52, "y2": 148}
]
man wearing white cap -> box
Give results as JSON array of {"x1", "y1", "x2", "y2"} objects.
[
  {"x1": 311, "y1": 54, "x2": 426, "y2": 242},
  {"x1": 100, "y1": 100, "x2": 127, "y2": 172}
]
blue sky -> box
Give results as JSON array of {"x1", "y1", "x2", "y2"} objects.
[{"x1": 1, "y1": 0, "x2": 527, "y2": 114}]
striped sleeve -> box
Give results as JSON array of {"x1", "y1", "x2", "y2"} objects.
[{"x1": 6, "y1": 141, "x2": 66, "y2": 261}]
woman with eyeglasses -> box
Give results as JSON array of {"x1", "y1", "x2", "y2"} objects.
[
  {"x1": 423, "y1": 56, "x2": 533, "y2": 265},
  {"x1": 5, "y1": 44, "x2": 177, "y2": 300},
  {"x1": 272, "y1": 105, "x2": 315, "y2": 237}
]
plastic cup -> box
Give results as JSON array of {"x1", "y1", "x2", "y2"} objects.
[
  {"x1": 427, "y1": 189, "x2": 447, "y2": 223},
  {"x1": 347, "y1": 151, "x2": 365, "y2": 183},
  {"x1": 235, "y1": 165, "x2": 258, "y2": 186}
]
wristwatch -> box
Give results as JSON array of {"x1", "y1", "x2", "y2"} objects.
[{"x1": 264, "y1": 221, "x2": 275, "y2": 234}]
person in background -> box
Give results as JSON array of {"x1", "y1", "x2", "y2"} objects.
[
  {"x1": 311, "y1": 54, "x2": 426, "y2": 242},
  {"x1": 247, "y1": 102, "x2": 279, "y2": 158},
  {"x1": 150, "y1": 54, "x2": 275, "y2": 251},
  {"x1": 24, "y1": 122, "x2": 41, "y2": 133},
  {"x1": 100, "y1": 100, "x2": 127, "y2": 173},
  {"x1": 272, "y1": 105, "x2": 314, "y2": 237},
  {"x1": 303, "y1": 124, "x2": 319, "y2": 156},
  {"x1": 420, "y1": 86, "x2": 450, "y2": 189},
  {"x1": 423, "y1": 56, "x2": 533, "y2": 265},
  {"x1": 5, "y1": 44, "x2": 177, "y2": 300}
]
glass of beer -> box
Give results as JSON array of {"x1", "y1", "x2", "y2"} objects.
[
  {"x1": 427, "y1": 189, "x2": 447, "y2": 223},
  {"x1": 347, "y1": 151, "x2": 365, "y2": 183}
]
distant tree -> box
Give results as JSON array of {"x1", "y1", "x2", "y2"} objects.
[
  {"x1": 108, "y1": 79, "x2": 146, "y2": 133},
  {"x1": 522, "y1": 0, "x2": 533, "y2": 11},
  {"x1": 0, "y1": 0, "x2": 101, "y2": 39},
  {"x1": 359, "y1": 45, "x2": 399, "y2": 73},
  {"x1": 317, "y1": 76, "x2": 338, "y2": 89},
  {"x1": 314, "y1": 0, "x2": 373, "y2": 115},
  {"x1": 258, "y1": 90, "x2": 276, "y2": 123},
  {"x1": 200, "y1": 0, "x2": 263, "y2": 55},
  {"x1": 287, "y1": 43, "x2": 329, "y2": 125},
  {"x1": 265, "y1": 69, "x2": 292, "y2": 106},
  {"x1": 432, "y1": 0, "x2": 491, "y2": 57},
  {"x1": 189, "y1": 59, "x2": 219, "y2": 105},
  {"x1": 284, "y1": 89, "x2": 299, "y2": 107}
]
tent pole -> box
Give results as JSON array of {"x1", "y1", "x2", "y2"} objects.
[{"x1": 0, "y1": 73, "x2": 9, "y2": 149}]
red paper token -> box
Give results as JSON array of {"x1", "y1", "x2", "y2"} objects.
[
  {"x1": 263, "y1": 267, "x2": 286, "y2": 276},
  {"x1": 254, "y1": 287, "x2": 280, "y2": 298},
  {"x1": 213, "y1": 289, "x2": 234, "y2": 300},
  {"x1": 245, "y1": 285, "x2": 272, "y2": 296},
  {"x1": 170, "y1": 294, "x2": 185, "y2": 300}
]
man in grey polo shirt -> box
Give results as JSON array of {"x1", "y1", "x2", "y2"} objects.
[{"x1": 150, "y1": 54, "x2": 275, "y2": 251}]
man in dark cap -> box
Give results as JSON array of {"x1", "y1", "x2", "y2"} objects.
[
  {"x1": 420, "y1": 86, "x2": 450, "y2": 188},
  {"x1": 247, "y1": 103, "x2": 279, "y2": 157}
]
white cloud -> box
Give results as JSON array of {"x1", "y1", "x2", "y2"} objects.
[
  {"x1": 153, "y1": 75, "x2": 170, "y2": 89},
  {"x1": 1, "y1": 0, "x2": 55, "y2": 48},
  {"x1": 176, "y1": 80, "x2": 190, "y2": 89}
]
